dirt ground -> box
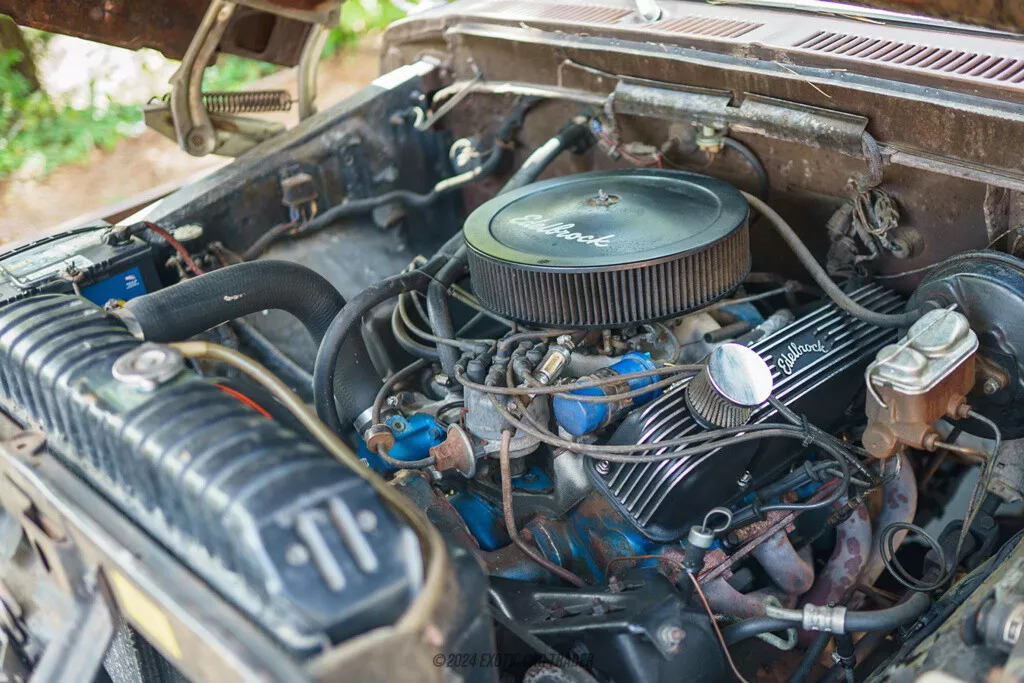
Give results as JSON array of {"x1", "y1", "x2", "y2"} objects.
[{"x1": 0, "y1": 43, "x2": 379, "y2": 247}]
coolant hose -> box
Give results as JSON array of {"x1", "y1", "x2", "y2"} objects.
[
  {"x1": 742, "y1": 191, "x2": 920, "y2": 327},
  {"x1": 723, "y1": 617, "x2": 795, "y2": 645},
  {"x1": 119, "y1": 260, "x2": 344, "y2": 344},
  {"x1": 426, "y1": 246, "x2": 469, "y2": 377},
  {"x1": 500, "y1": 119, "x2": 592, "y2": 193},
  {"x1": 314, "y1": 254, "x2": 449, "y2": 433},
  {"x1": 120, "y1": 260, "x2": 383, "y2": 430},
  {"x1": 787, "y1": 632, "x2": 830, "y2": 683},
  {"x1": 843, "y1": 591, "x2": 931, "y2": 632},
  {"x1": 725, "y1": 592, "x2": 931, "y2": 644}
]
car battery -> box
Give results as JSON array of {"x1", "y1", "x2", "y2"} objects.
[{"x1": 0, "y1": 223, "x2": 161, "y2": 306}]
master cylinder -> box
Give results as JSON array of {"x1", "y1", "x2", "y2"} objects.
[{"x1": 862, "y1": 308, "x2": 978, "y2": 459}]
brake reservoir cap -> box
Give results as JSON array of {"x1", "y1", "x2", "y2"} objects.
[{"x1": 685, "y1": 342, "x2": 774, "y2": 429}]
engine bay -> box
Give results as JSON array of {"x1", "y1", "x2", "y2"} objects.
[{"x1": 1, "y1": 30, "x2": 1024, "y2": 683}]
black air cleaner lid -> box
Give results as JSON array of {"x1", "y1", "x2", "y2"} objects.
[
  {"x1": 464, "y1": 169, "x2": 751, "y2": 328},
  {"x1": 464, "y1": 169, "x2": 748, "y2": 270}
]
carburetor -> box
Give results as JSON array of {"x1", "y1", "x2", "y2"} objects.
[{"x1": 862, "y1": 307, "x2": 978, "y2": 459}]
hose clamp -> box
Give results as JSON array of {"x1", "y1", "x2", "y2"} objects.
[
  {"x1": 803, "y1": 604, "x2": 847, "y2": 634},
  {"x1": 354, "y1": 406, "x2": 376, "y2": 435},
  {"x1": 765, "y1": 604, "x2": 847, "y2": 634}
]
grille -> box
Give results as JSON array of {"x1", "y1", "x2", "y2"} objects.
[
  {"x1": 793, "y1": 31, "x2": 1024, "y2": 86},
  {"x1": 470, "y1": 1, "x2": 631, "y2": 25},
  {"x1": 649, "y1": 15, "x2": 762, "y2": 39}
]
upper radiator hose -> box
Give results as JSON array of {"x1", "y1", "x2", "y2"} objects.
[
  {"x1": 118, "y1": 260, "x2": 343, "y2": 343},
  {"x1": 117, "y1": 260, "x2": 383, "y2": 429}
]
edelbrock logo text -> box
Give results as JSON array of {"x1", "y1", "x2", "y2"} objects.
[
  {"x1": 775, "y1": 338, "x2": 831, "y2": 375},
  {"x1": 509, "y1": 214, "x2": 614, "y2": 247}
]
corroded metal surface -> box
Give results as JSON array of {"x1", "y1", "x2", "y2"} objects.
[
  {"x1": 699, "y1": 510, "x2": 797, "y2": 584},
  {"x1": 0, "y1": 1, "x2": 315, "y2": 65},
  {"x1": 801, "y1": 503, "x2": 872, "y2": 610},
  {"x1": 753, "y1": 531, "x2": 816, "y2": 597},
  {"x1": 863, "y1": 453, "x2": 918, "y2": 587},
  {"x1": 703, "y1": 578, "x2": 781, "y2": 618},
  {"x1": 847, "y1": 0, "x2": 1024, "y2": 32}
]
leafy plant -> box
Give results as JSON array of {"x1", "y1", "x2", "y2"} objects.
[
  {"x1": 324, "y1": 0, "x2": 406, "y2": 57},
  {"x1": 0, "y1": 47, "x2": 140, "y2": 179},
  {"x1": 202, "y1": 55, "x2": 277, "y2": 92},
  {"x1": 0, "y1": 2, "x2": 407, "y2": 180}
]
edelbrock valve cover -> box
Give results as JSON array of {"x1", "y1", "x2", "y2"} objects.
[{"x1": 593, "y1": 283, "x2": 904, "y2": 541}]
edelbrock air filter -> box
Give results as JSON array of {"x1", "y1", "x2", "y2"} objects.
[{"x1": 464, "y1": 169, "x2": 750, "y2": 328}]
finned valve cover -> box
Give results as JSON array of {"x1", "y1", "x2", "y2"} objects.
[{"x1": 464, "y1": 169, "x2": 751, "y2": 328}]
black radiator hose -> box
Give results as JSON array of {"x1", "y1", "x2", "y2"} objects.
[
  {"x1": 426, "y1": 246, "x2": 469, "y2": 377},
  {"x1": 119, "y1": 260, "x2": 383, "y2": 426},
  {"x1": 723, "y1": 592, "x2": 931, "y2": 645},
  {"x1": 723, "y1": 617, "x2": 795, "y2": 646},
  {"x1": 843, "y1": 591, "x2": 931, "y2": 632},
  {"x1": 313, "y1": 252, "x2": 452, "y2": 434},
  {"x1": 120, "y1": 261, "x2": 341, "y2": 343}
]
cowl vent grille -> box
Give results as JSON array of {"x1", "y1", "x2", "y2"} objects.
[
  {"x1": 793, "y1": 31, "x2": 1024, "y2": 85},
  {"x1": 649, "y1": 15, "x2": 761, "y2": 39},
  {"x1": 471, "y1": 1, "x2": 631, "y2": 25}
]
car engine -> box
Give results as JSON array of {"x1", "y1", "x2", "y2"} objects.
[{"x1": 2, "y1": 6, "x2": 1024, "y2": 682}]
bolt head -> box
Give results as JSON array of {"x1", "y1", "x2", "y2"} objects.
[
  {"x1": 657, "y1": 624, "x2": 685, "y2": 646},
  {"x1": 983, "y1": 377, "x2": 1002, "y2": 395},
  {"x1": 356, "y1": 510, "x2": 378, "y2": 532},
  {"x1": 595, "y1": 460, "x2": 611, "y2": 475},
  {"x1": 285, "y1": 544, "x2": 309, "y2": 566}
]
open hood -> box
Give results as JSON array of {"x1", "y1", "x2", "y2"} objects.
[
  {"x1": 0, "y1": 0, "x2": 343, "y2": 66},
  {"x1": 2, "y1": 0, "x2": 1020, "y2": 63}
]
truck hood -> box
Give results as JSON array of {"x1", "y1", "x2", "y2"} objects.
[
  {"x1": 0, "y1": 0, "x2": 342, "y2": 66},
  {"x1": 0, "y1": 0, "x2": 1018, "y2": 63}
]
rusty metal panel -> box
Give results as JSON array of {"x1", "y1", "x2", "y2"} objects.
[
  {"x1": 846, "y1": 0, "x2": 1024, "y2": 33},
  {"x1": 0, "y1": 1, "x2": 316, "y2": 65}
]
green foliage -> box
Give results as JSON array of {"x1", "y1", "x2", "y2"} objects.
[
  {"x1": 0, "y1": 49, "x2": 276, "y2": 180},
  {"x1": 0, "y1": 2, "x2": 407, "y2": 179},
  {"x1": 202, "y1": 55, "x2": 277, "y2": 92},
  {"x1": 0, "y1": 47, "x2": 140, "y2": 179},
  {"x1": 324, "y1": 0, "x2": 405, "y2": 58}
]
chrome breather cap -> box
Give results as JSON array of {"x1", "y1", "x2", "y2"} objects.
[{"x1": 685, "y1": 342, "x2": 774, "y2": 428}]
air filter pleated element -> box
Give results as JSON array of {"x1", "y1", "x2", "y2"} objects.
[{"x1": 464, "y1": 170, "x2": 750, "y2": 328}]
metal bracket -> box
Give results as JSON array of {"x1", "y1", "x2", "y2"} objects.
[
  {"x1": 28, "y1": 582, "x2": 116, "y2": 683},
  {"x1": 611, "y1": 81, "x2": 869, "y2": 157},
  {"x1": 168, "y1": 0, "x2": 237, "y2": 156},
  {"x1": 161, "y1": 0, "x2": 338, "y2": 157}
]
